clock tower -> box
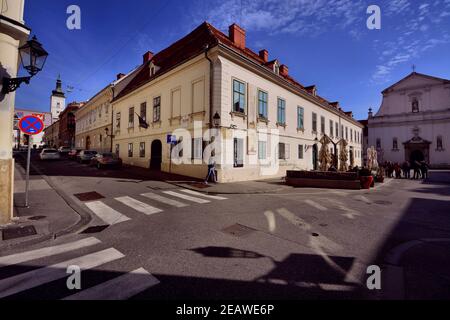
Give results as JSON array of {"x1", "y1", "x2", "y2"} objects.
[{"x1": 50, "y1": 75, "x2": 66, "y2": 122}]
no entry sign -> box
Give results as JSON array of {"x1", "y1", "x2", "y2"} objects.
[{"x1": 18, "y1": 115, "x2": 45, "y2": 135}]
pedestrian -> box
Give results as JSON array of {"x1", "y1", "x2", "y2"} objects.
[
  {"x1": 402, "y1": 161, "x2": 410, "y2": 179},
  {"x1": 420, "y1": 161, "x2": 429, "y2": 179},
  {"x1": 413, "y1": 161, "x2": 421, "y2": 179},
  {"x1": 204, "y1": 155, "x2": 217, "y2": 184},
  {"x1": 394, "y1": 162, "x2": 402, "y2": 178}
]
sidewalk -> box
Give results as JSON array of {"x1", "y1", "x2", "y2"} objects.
[
  {"x1": 0, "y1": 156, "x2": 91, "y2": 251},
  {"x1": 169, "y1": 177, "x2": 290, "y2": 194}
]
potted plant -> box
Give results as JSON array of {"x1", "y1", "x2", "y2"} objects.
[{"x1": 359, "y1": 168, "x2": 374, "y2": 189}]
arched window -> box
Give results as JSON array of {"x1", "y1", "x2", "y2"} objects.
[
  {"x1": 412, "y1": 97, "x2": 419, "y2": 113},
  {"x1": 437, "y1": 136, "x2": 443, "y2": 151}
]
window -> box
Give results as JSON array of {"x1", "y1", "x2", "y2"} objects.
[
  {"x1": 376, "y1": 138, "x2": 381, "y2": 149},
  {"x1": 298, "y1": 144, "x2": 304, "y2": 159},
  {"x1": 437, "y1": 136, "x2": 443, "y2": 150},
  {"x1": 128, "y1": 143, "x2": 133, "y2": 157},
  {"x1": 329, "y1": 120, "x2": 333, "y2": 137},
  {"x1": 115, "y1": 144, "x2": 119, "y2": 156},
  {"x1": 105, "y1": 104, "x2": 109, "y2": 114},
  {"x1": 335, "y1": 122, "x2": 339, "y2": 137},
  {"x1": 392, "y1": 138, "x2": 398, "y2": 150},
  {"x1": 258, "y1": 90, "x2": 268, "y2": 119},
  {"x1": 277, "y1": 98, "x2": 286, "y2": 125},
  {"x1": 233, "y1": 79, "x2": 246, "y2": 113},
  {"x1": 412, "y1": 97, "x2": 419, "y2": 113},
  {"x1": 278, "y1": 143, "x2": 290, "y2": 160},
  {"x1": 320, "y1": 116, "x2": 325, "y2": 134},
  {"x1": 345, "y1": 127, "x2": 348, "y2": 140},
  {"x1": 192, "y1": 138, "x2": 203, "y2": 160},
  {"x1": 312, "y1": 113, "x2": 317, "y2": 132},
  {"x1": 139, "y1": 142, "x2": 145, "y2": 157},
  {"x1": 99, "y1": 105, "x2": 102, "y2": 118},
  {"x1": 128, "y1": 107, "x2": 134, "y2": 128},
  {"x1": 116, "y1": 112, "x2": 121, "y2": 129},
  {"x1": 297, "y1": 107, "x2": 304, "y2": 130},
  {"x1": 258, "y1": 141, "x2": 267, "y2": 160},
  {"x1": 233, "y1": 138, "x2": 244, "y2": 167},
  {"x1": 99, "y1": 134, "x2": 102, "y2": 143},
  {"x1": 341, "y1": 125, "x2": 344, "y2": 138},
  {"x1": 140, "y1": 102, "x2": 147, "y2": 122},
  {"x1": 350, "y1": 129, "x2": 353, "y2": 142},
  {"x1": 153, "y1": 96, "x2": 161, "y2": 122}
]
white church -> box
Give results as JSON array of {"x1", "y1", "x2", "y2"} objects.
[{"x1": 368, "y1": 72, "x2": 450, "y2": 168}]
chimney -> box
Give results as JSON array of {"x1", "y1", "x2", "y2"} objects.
[
  {"x1": 368, "y1": 108, "x2": 373, "y2": 118},
  {"x1": 259, "y1": 49, "x2": 268, "y2": 63},
  {"x1": 280, "y1": 65, "x2": 289, "y2": 76},
  {"x1": 228, "y1": 23, "x2": 246, "y2": 50},
  {"x1": 116, "y1": 73, "x2": 126, "y2": 80},
  {"x1": 143, "y1": 51, "x2": 154, "y2": 64}
]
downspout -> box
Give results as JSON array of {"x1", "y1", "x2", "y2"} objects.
[
  {"x1": 204, "y1": 44, "x2": 213, "y2": 129},
  {"x1": 110, "y1": 86, "x2": 115, "y2": 153}
]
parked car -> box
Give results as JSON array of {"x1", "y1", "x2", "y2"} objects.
[
  {"x1": 68, "y1": 149, "x2": 82, "y2": 160},
  {"x1": 77, "y1": 150, "x2": 97, "y2": 163},
  {"x1": 90, "y1": 152, "x2": 122, "y2": 169},
  {"x1": 39, "y1": 148, "x2": 60, "y2": 160},
  {"x1": 58, "y1": 146, "x2": 71, "y2": 155}
]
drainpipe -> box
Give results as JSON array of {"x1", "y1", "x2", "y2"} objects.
[
  {"x1": 204, "y1": 44, "x2": 213, "y2": 129},
  {"x1": 110, "y1": 86, "x2": 115, "y2": 153}
]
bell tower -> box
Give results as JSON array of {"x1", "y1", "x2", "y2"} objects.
[{"x1": 50, "y1": 75, "x2": 66, "y2": 122}]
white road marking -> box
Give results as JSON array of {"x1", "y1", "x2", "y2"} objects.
[
  {"x1": 0, "y1": 237, "x2": 101, "y2": 267},
  {"x1": 263, "y1": 211, "x2": 277, "y2": 233},
  {"x1": 85, "y1": 201, "x2": 130, "y2": 225},
  {"x1": 115, "y1": 196, "x2": 163, "y2": 215},
  {"x1": 0, "y1": 248, "x2": 124, "y2": 298},
  {"x1": 276, "y1": 208, "x2": 311, "y2": 232},
  {"x1": 304, "y1": 199, "x2": 328, "y2": 211},
  {"x1": 63, "y1": 267, "x2": 159, "y2": 300},
  {"x1": 141, "y1": 192, "x2": 187, "y2": 208},
  {"x1": 333, "y1": 200, "x2": 361, "y2": 219},
  {"x1": 179, "y1": 189, "x2": 227, "y2": 200},
  {"x1": 354, "y1": 195, "x2": 372, "y2": 204},
  {"x1": 162, "y1": 191, "x2": 210, "y2": 204}
]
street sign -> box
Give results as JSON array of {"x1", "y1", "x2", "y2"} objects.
[
  {"x1": 18, "y1": 115, "x2": 44, "y2": 135},
  {"x1": 167, "y1": 134, "x2": 177, "y2": 144}
]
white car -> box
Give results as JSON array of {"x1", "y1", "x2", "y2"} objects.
[{"x1": 40, "y1": 148, "x2": 60, "y2": 160}]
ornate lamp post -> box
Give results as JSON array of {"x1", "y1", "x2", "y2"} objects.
[{"x1": 2, "y1": 35, "x2": 48, "y2": 94}]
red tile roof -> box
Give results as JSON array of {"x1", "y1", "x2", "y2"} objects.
[{"x1": 114, "y1": 22, "x2": 359, "y2": 124}]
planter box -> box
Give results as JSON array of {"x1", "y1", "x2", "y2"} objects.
[{"x1": 286, "y1": 171, "x2": 360, "y2": 190}]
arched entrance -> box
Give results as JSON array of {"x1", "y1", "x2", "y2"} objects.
[
  {"x1": 312, "y1": 144, "x2": 318, "y2": 171},
  {"x1": 150, "y1": 139, "x2": 162, "y2": 170},
  {"x1": 410, "y1": 149, "x2": 424, "y2": 163},
  {"x1": 85, "y1": 136, "x2": 91, "y2": 150}
]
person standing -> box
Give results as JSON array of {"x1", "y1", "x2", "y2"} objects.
[
  {"x1": 420, "y1": 161, "x2": 429, "y2": 180},
  {"x1": 413, "y1": 161, "x2": 422, "y2": 179},
  {"x1": 205, "y1": 155, "x2": 217, "y2": 184}
]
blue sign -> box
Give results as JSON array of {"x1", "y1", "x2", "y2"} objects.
[
  {"x1": 167, "y1": 134, "x2": 177, "y2": 144},
  {"x1": 18, "y1": 115, "x2": 44, "y2": 135}
]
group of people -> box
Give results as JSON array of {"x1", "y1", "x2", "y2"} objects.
[{"x1": 381, "y1": 160, "x2": 429, "y2": 179}]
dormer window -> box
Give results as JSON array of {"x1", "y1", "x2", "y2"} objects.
[
  {"x1": 274, "y1": 62, "x2": 280, "y2": 75},
  {"x1": 149, "y1": 62, "x2": 158, "y2": 77},
  {"x1": 412, "y1": 97, "x2": 419, "y2": 113}
]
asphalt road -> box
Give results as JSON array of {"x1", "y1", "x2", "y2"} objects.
[{"x1": 2, "y1": 153, "x2": 450, "y2": 300}]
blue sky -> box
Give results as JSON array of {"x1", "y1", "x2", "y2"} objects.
[{"x1": 16, "y1": 0, "x2": 450, "y2": 120}]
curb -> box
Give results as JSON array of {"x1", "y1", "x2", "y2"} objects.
[
  {"x1": 2, "y1": 154, "x2": 93, "y2": 250},
  {"x1": 166, "y1": 181, "x2": 287, "y2": 195}
]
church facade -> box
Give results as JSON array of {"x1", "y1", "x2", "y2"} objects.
[{"x1": 368, "y1": 72, "x2": 450, "y2": 168}]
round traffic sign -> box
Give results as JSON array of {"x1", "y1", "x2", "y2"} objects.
[{"x1": 18, "y1": 115, "x2": 45, "y2": 135}]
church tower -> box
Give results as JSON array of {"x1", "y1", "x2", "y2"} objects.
[{"x1": 50, "y1": 75, "x2": 66, "y2": 122}]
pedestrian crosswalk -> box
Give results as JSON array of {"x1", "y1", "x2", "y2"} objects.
[
  {"x1": 0, "y1": 237, "x2": 159, "y2": 300},
  {"x1": 83, "y1": 189, "x2": 227, "y2": 227}
]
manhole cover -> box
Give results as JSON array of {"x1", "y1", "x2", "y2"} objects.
[
  {"x1": 28, "y1": 215, "x2": 46, "y2": 221},
  {"x1": 311, "y1": 232, "x2": 319, "y2": 237},
  {"x1": 74, "y1": 191, "x2": 105, "y2": 202},
  {"x1": 81, "y1": 225, "x2": 109, "y2": 234},
  {"x1": 222, "y1": 224, "x2": 256, "y2": 237},
  {"x1": 374, "y1": 200, "x2": 392, "y2": 205},
  {"x1": 2, "y1": 225, "x2": 37, "y2": 240}
]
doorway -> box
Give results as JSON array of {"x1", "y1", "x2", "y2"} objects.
[
  {"x1": 410, "y1": 149, "x2": 425, "y2": 164},
  {"x1": 85, "y1": 136, "x2": 91, "y2": 150},
  {"x1": 150, "y1": 139, "x2": 162, "y2": 170}
]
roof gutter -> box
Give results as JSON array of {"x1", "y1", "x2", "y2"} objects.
[{"x1": 204, "y1": 44, "x2": 213, "y2": 129}]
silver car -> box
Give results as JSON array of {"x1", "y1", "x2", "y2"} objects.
[
  {"x1": 78, "y1": 150, "x2": 97, "y2": 163},
  {"x1": 40, "y1": 148, "x2": 60, "y2": 160}
]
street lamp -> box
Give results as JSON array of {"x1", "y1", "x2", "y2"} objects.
[
  {"x1": 213, "y1": 112, "x2": 220, "y2": 128},
  {"x1": 2, "y1": 35, "x2": 48, "y2": 94}
]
